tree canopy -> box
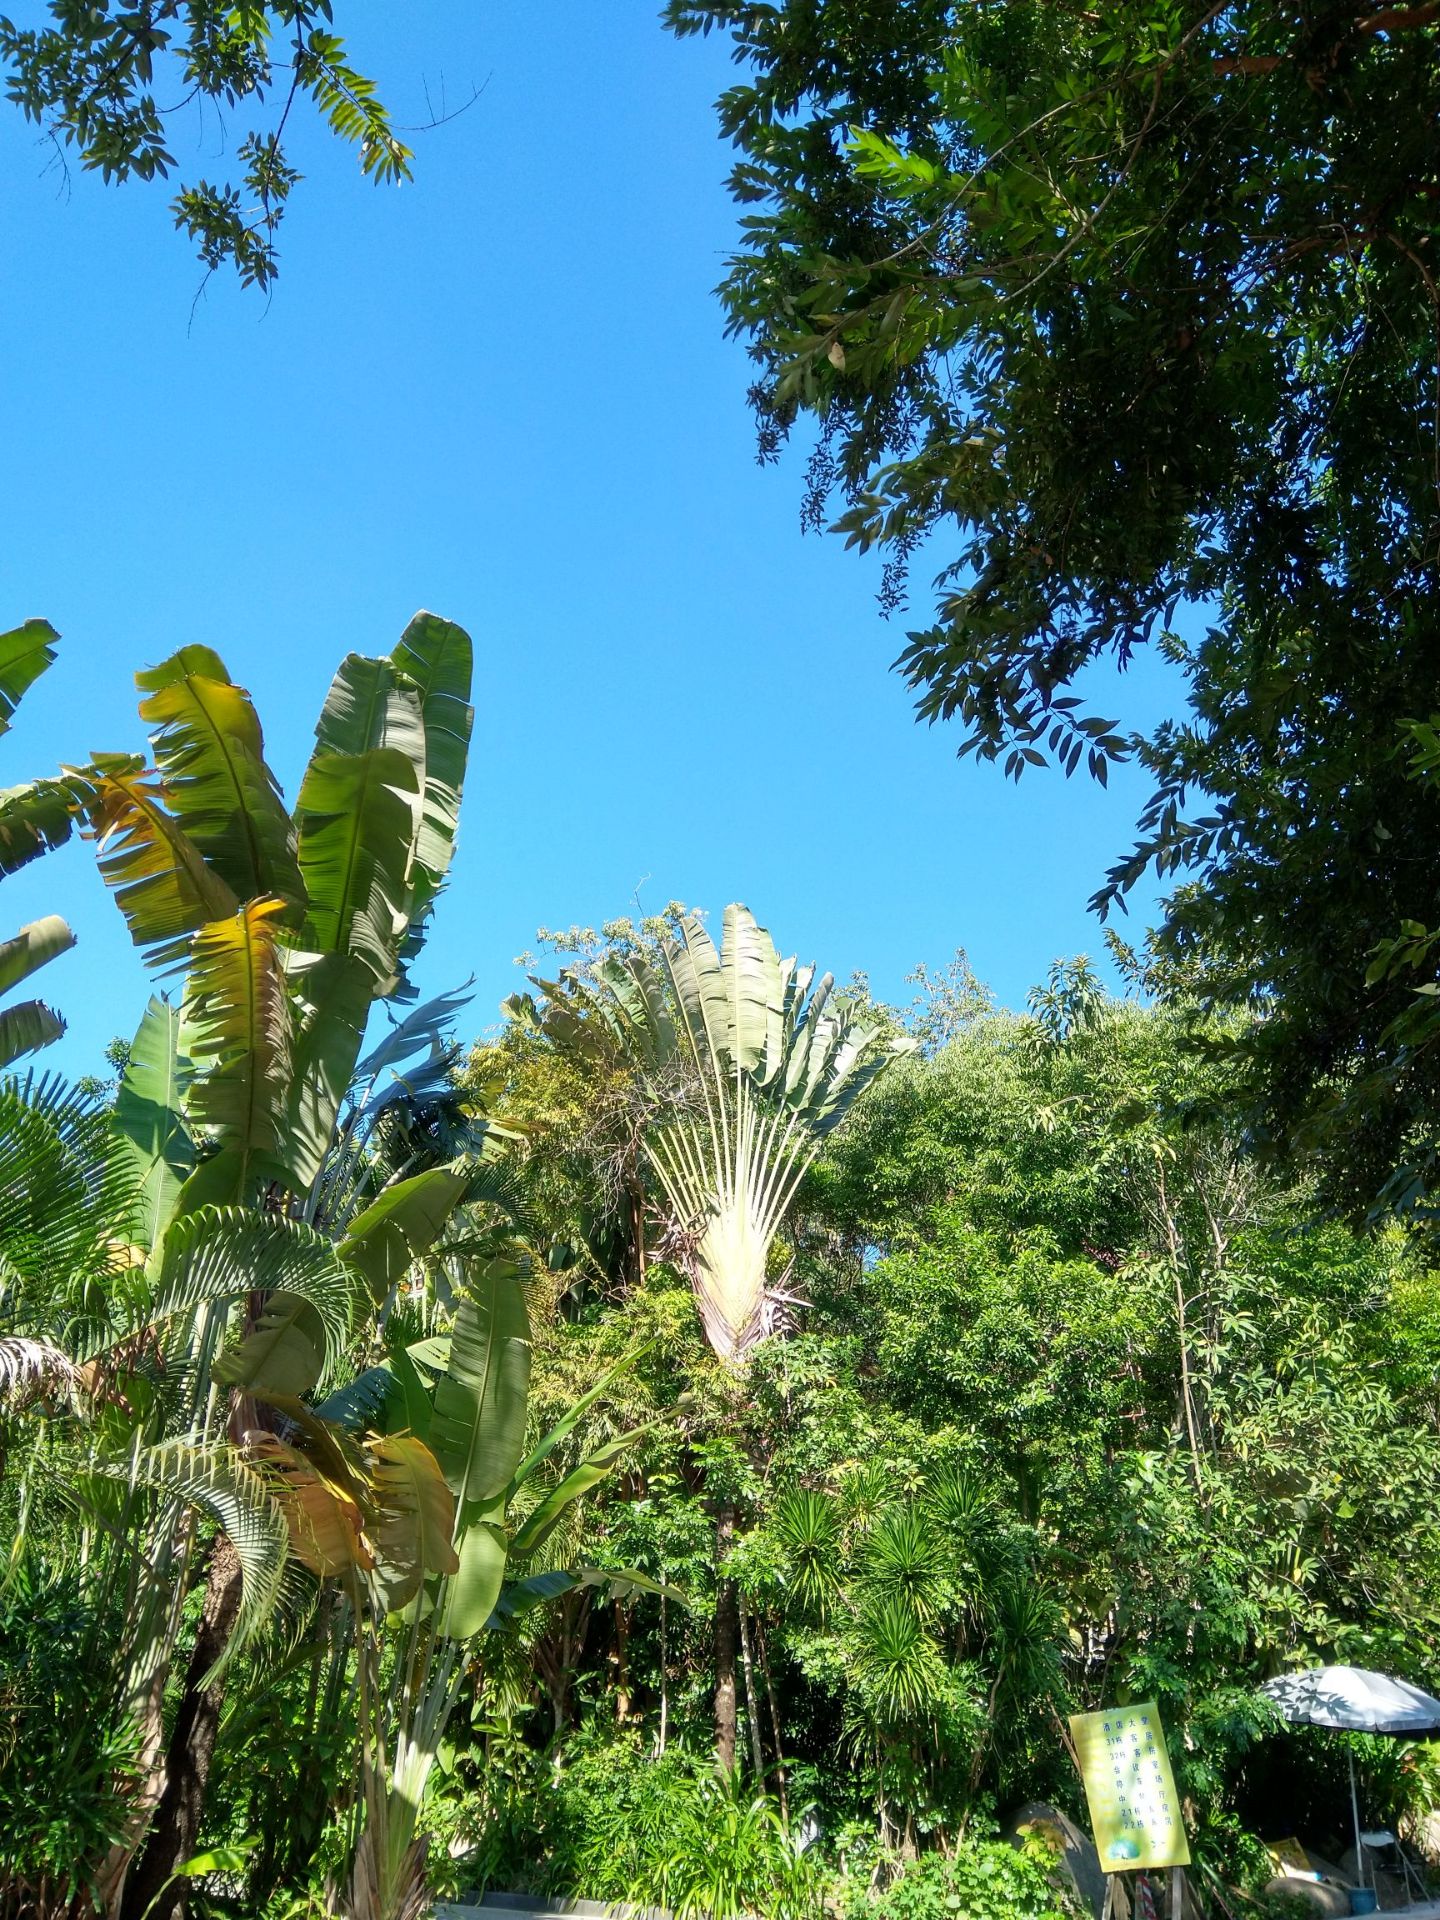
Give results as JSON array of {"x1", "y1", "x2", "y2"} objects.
[{"x1": 666, "y1": 0, "x2": 1440, "y2": 1214}]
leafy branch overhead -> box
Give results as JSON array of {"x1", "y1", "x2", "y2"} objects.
[
  {"x1": 0, "y1": 3, "x2": 412, "y2": 288},
  {"x1": 669, "y1": 0, "x2": 1440, "y2": 1215}
]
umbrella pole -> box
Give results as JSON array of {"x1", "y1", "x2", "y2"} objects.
[{"x1": 1349, "y1": 1746, "x2": 1365, "y2": 1890}]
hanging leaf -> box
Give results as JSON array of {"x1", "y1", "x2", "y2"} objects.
[
  {"x1": 0, "y1": 778, "x2": 76, "y2": 877},
  {"x1": 249, "y1": 1432, "x2": 370, "y2": 1580},
  {"x1": 112, "y1": 995, "x2": 194, "y2": 1251},
  {"x1": 0, "y1": 998, "x2": 65, "y2": 1068},
  {"x1": 0, "y1": 619, "x2": 58, "y2": 735},
  {"x1": 367, "y1": 1431, "x2": 459, "y2": 1612},
  {"x1": 430, "y1": 1258, "x2": 531, "y2": 1512}
]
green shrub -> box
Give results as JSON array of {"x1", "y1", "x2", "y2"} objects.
[
  {"x1": 454, "y1": 1729, "x2": 825, "y2": 1919},
  {"x1": 0, "y1": 1571, "x2": 141, "y2": 1914},
  {"x1": 844, "y1": 1838, "x2": 1076, "y2": 1920}
]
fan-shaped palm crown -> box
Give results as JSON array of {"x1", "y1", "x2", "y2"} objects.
[{"x1": 516, "y1": 905, "x2": 913, "y2": 1363}]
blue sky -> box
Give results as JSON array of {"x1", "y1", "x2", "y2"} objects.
[{"x1": 0, "y1": 4, "x2": 1180, "y2": 1077}]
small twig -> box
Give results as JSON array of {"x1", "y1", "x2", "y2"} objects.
[{"x1": 399, "y1": 70, "x2": 492, "y2": 134}]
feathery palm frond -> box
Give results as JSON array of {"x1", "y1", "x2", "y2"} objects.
[{"x1": 0, "y1": 1333, "x2": 85, "y2": 1411}]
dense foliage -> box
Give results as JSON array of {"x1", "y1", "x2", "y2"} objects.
[
  {"x1": 667, "y1": 0, "x2": 1440, "y2": 1214},
  {"x1": 1, "y1": 624, "x2": 1439, "y2": 1917},
  {"x1": 428, "y1": 943, "x2": 1440, "y2": 1912}
]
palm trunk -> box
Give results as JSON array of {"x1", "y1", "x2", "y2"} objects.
[
  {"x1": 714, "y1": 1501, "x2": 738, "y2": 1772},
  {"x1": 121, "y1": 1539, "x2": 242, "y2": 1920}
]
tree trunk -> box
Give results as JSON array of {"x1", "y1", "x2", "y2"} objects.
[
  {"x1": 738, "y1": 1593, "x2": 765, "y2": 1780},
  {"x1": 714, "y1": 1502, "x2": 738, "y2": 1773},
  {"x1": 121, "y1": 1538, "x2": 243, "y2": 1920},
  {"x1": 756, "y1": 1614, "x2": 788, "y2": 1823},
  {"x1": 613, "y1": 1599, "x2": 632, "y2": 1723},
  {"x1": 657, "y1": 1590, "x2": 670, "y2": 1756}
]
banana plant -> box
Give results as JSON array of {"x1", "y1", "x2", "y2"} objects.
[
  {"x1": 73, "y1": 610, "x2": 475, "y2": 1228},
  {"x1": 35, "y1": 614, "x2": 492, "y2": 1920},
  {"x1": 253, "y1": 1257, "x2": 662, "y2": 1920},
  {"x1": 509, "y1": 903, "x2": 915, "y2": 1362},
  {"x1": 0, "y1": 619, "x2": 85, "y2": 1066}
]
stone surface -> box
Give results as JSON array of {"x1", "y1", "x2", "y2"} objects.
[
  {"x1": 1010, "y1": 1801, "x2": 1109, "y2": 1919},
  {"x1": 1263, "y1": 1874, "x2": 1353, "y2": 1917}
]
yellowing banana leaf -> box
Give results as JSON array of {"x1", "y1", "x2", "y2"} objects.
[
  {"x1": 87, "y1": 758, "x2": 240, "y2": 971},
  {"x1": 136, "y1": 647, "x2": 304, "y2": 910},
  {"x1": 367, "y1": 1432, "x2": 458, "y2": 1612},
  {"x1": 249, "y1": 1433, "x2": 370, "y2": 1580},
  {"x1": 178, "y1": 898, "x2": 294, "y2": 1205}
]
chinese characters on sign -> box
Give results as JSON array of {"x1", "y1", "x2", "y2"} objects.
[{"x1": 1069, "y1": 1702, "x2": 1191, "y2": 1871}]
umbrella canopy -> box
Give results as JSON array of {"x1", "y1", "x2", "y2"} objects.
[{"x1": 1263, "y1": 1666, "x2": 1440, "y2": 1737}]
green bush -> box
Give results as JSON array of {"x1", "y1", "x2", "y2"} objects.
[
  {"x1": 0, "y1": 1571, "x2": 141, "y2": 1913},
  {"x1": 457, "y1": 1730, "x2": 825, "y2": 1920},
  {"x1": 844, "y1": 1839, "x2": 1076, "y2": 1920}
]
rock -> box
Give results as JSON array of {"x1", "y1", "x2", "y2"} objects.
[
  {"x1": 1262, "y1": 1875, "x2": 1352, "y2": 1918},
  {"x1": 1010, "y1": 1801, "x2": 1109, "y2": 1919}
]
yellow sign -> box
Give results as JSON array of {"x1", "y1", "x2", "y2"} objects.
[{"x1": 1069, "y1": 1702, "x2": 1190, "y2": 1871}]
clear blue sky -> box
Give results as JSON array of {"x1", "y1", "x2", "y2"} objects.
[{"x1": 0, "y1": 4, "x2": 1179, "y2": 1077}]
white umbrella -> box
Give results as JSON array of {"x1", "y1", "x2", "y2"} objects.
[{"x1": 1262, "y1": 1667, "x2": 1440, "y2": 1889}]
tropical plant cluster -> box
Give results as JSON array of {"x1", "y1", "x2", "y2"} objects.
[{"x1": 2, "y1": 623, "x2": 1440, "y2": 1920}]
